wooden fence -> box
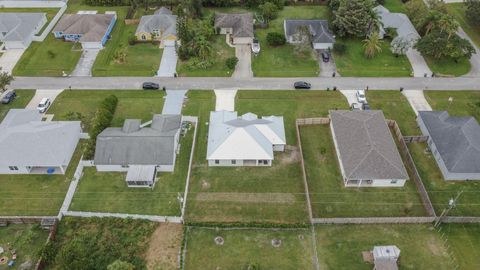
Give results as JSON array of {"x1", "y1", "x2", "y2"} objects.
[
  {"x1": 35, "y1": 219, "x2": 59, "y2": 270},
  {"x1": 296, "y1": 121, "x2": 314, "y2": 221},
  {"x1": 296, "y1": 117, "x2": 330, "y2": 126},
  {"x1": 124, "y1": 19, "x2": 140, "y2": 25},
  {"x1": 0, "y1": 216, "x2": 57, "y2": 225},
  {"x1": 404, "y1": 136, "x2": 428, "y2": 143},
  {"x1": 312, "y1": 216, "x2": 436, "y2": 224}
]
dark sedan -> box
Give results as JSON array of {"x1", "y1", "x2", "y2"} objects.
[
  {"x1": 1, "y1": 91, "x2": 16, "y2": 104},
  {"x1": 294, "y1": 81, "x2": 311, "y2": 89},
  {"x1": 142, "y1": 82, "x2": 160, "y2": 90}
]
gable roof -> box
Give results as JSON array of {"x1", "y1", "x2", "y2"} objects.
[
  {"x1": 0, "y1": 109, "x2": 81, "y2": 167},
  {"x1": 418, "y1": 111, "x2": 480, "y2": 173},
  {"x1": 135, "y1": 12, "x2": 177, "y2": 37},
  {"x1": 94, "y1": 114, "x2": 181, "y2": 166},
  {"x1": 330, "y1": 110, "x2": 408, "y2": 180},
  {"x1": 284, "y1": 19, "x2": 335, "y2": 44},
  {"x1": 53, "y1": 13, "x2": 115, "y2": 42},
  {"x1": 0, "y1": 13, "x2": 46, "y2": 43},
  {"x1": 374, "y1": 5, "x2": 420, "y2": 44},
  {"x1": 207, "y1": 111, "x2": 286, "y2": 160},
  {"x1": 155, "y1": 7, "x2": 173, "y2": 15},
  {"x1": 214, "y1": 13, "x2": 254, "y2": 38}
]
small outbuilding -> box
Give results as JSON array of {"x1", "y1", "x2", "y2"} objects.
[{"x1": 372, "y1": 245, "x2": 400, "y2": 270}]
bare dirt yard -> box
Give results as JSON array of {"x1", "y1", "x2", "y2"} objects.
[{"x1": 146, "y1": 223, "x2": 184, "y2": 270}]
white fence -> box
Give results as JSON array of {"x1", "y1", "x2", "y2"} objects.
[
  {"x1": 64, "y1": 211, "x2": 183, "y2": 223},
  {"x1": 180, "y1": 116, "x2": 198, "y2": 220},
  {"x1": 0, "y1": 0, "x2": 66, "y2": 8},
  {"x1": 32, "y1": 3, "x2": 67, "y2": 42}
]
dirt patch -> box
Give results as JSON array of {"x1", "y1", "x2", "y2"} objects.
[
  {"x1": 427, "y1": 236, "x2": 446, "y2": 257},
  {"x1": 195, "y1": 192, "x2": 296, "y2": 204},
  {"x1": 201, "y1": 179, "x2": 211, "y2": 190},
  {"x1": 279, "y1": 146, "x2": 300, "y2": 165},
  {"x1": 145, "y1": 223, "x2": 183, "y2": 270}
]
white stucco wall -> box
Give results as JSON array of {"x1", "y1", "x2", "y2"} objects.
[{"x1": 208, "y1": 159, "x2": 272, "y2": 167}]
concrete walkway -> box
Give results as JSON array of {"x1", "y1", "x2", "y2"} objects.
[
  {"x1": 162, "y1": 90, "x2": 187, "y2": 114},
  {"x1": 214, "y1": 89, "x2": 237, "y2": 111},
  {"x1": 232, "y1": 45, "x2": 253, "y2": 78},
  {"x1": 407, "y1": 49, "x2": 432, "y2": 77},
  {"x1": 26, "y1": 89, "x2": 64, "y2": 111},
  {"x1": 71, "y1": 50, "x2": 99, "y2": 77},
  {"x1": 157, "y1": 45, "x2": 177, "y2": 77},
  {"x1": 0, "y1": 49, "x2": 24, "y2": 74},
  {"x1": 402, "y1": 90, "x2": 432, "y2": 115},
  {"x1": 457, "y1": 27, "x2": 480, "y2": 77}
]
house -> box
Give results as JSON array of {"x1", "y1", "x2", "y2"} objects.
[
  {"x1": 374, "y1": 5, "x2": 420, "y2": 47},
  {"x1": 214, "y1": 13, "x2": 254, "y2": 45},
  {"x1": 0, "y1": 13, "x2": 47, "y2": 49},
  {"x1": 53, "y1": 13, "x2": 116, "y2": 49},
  {"x1": 329, "y1": 110, "x2": 409, "y2": 187},
  {"x1": 135, "y1": 7, "x2": 177, "y2": 47},
  {"x1": 94, "y1": 114, "x2": 181, "y2": 187},
  {"x1": 417, "y1": 111, "x2": 480, "y2": 180},
  {"x1": 207, "y1": 111, "x2": 286, "y2": 167},
  {"x1": 0, "y1": 109, "x2": 81, "y2": 174},
  {"x1": 284, "y1": 19, "x2": 335, "y2": 50},
  {"x1": 372, "y1": 246, "x2": 400, "y2": 270}
]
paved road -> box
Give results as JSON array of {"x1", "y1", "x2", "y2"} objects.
[{"x1": 9, "y1": 76, "x2": 480, "y2": 90}]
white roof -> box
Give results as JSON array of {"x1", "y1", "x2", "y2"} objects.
[
  {"x1": 373, "y1": 245, "x2": 401, "y2": 261},
  {"x1": 0, "y1": 13, "x2": 46, "y2": 43},
  {"x1": 207, "y1": 111, "x2": 286, "y2": 160}
]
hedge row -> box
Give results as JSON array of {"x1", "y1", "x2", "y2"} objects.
[{"x1": 83, "y1": 95, "x2": 119, "y2": 159}]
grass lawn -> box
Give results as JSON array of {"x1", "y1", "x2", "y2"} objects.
[
  {"x1": 316, "y1": 224, "x2": 453, "y2": 270},
  {"x1": 442, "y1": 224, "x2": 480, "y2": 270},
  {"x1": 176, "y1": 35, "x2": 235, "y2": 77},
  {"x1": 0, "y1": 224, "x2": 49, "y2": 270},
  {"x1": 425, "y1": 56, "x2": 471, "y2": 77},
  {"x1": 69, "y1": 125, "x2": 194, "y2": 216},
  {"x1": 301, "y1": 125, "x2": 426, "y2": 218},
  {"x1": 334, "y1": 39, "x2": 412, "y2": 77},
  {"x1": 252, "y1": 6, "x2": 324, "y2": 77},
  {"x1": 447, "y1": 3, "x2": 480, "y2": 48},
  {"x1": 0, "y1": 90, "x2": 35, "y2": 121},
  {"x1": 49, "y1": 90, "x2": 165, "y2": 132},
  {"x1": 424, "y1": 90, "x2": 480, "y2": 122},
  {"x1": 366, "y1": 91, "x2": 421, "y2": 135},
  {"x1": 185, "y1": 227, "x2": 316, "y2": 269},
  {"x1": 383, "y1": 0, "x2": 407, "y2": 13},
  {"x1": 185, "y1": 91, "x2": 348, "y2": 224},
  {"x1": 0, "y1": 142, "x2": 84, "y2": 216}
]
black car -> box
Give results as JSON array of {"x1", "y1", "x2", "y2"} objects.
[
  {"x1": 362, "y1": 102, "x2": 371, "y2": 110},
  {"x1": 1, "y1": 91, "x2": 16, "y2": 104},
  {"x1": 142, "y1": 82, "x2": 160, "y2": 90},
  {"x1": 321, "y1": 52, "x2": 330, "y2": 62},
  {"x1": 294, "y1": 81, "x2": 311, "y2": 89}
]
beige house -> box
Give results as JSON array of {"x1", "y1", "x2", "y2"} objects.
[
  {"x1": 214, "y1": 13, "x2": 254, "y2": 45},
  {"x1": 135, "y1": 7, "x2": 177, "y2": 47}
]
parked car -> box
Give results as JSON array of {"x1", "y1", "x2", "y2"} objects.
[
  {"x1": 321, "y1": 52, "x2": 330, "y2": 62},
  {"x1": 350, "y1": 103, "x2": 362, "y2": 111},
  {"x1": 1, "y1": 91, "x2": 16, "y2": 104},
  {"x1": 294, "y1": 81, "x2": 311, "y2": 89},
  {"x1": 37, "y1": 98, "x2": 51, "y2": 113},
  {"x1": 142, "y1": 82, "x2": 160, "y2": 90},
  {"x1": 251, "y1": 38, "x2": 260, "y2": 54},
  {"x1": 362, "y1": 102, "x2": 371, "y2": 110},
  {"x1": 356, "y1": 90, "x2": 367, "y2": 103}
]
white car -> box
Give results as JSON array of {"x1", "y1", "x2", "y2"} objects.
[
  {"x1": 251, "y1": 39, "x2": 260, "y2": 54},
  {"x1": 356, "y1": 90, "x2": 367, "y2": 103},
  {"x1": 37, "y1": 98, "x2": 51, "y2": 113}
]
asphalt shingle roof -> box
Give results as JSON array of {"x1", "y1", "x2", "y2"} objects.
[
  {"x1": 284, "y1": 19, "x2": 335, "y2": 44},
  {"x1": 0, "y1": 13, "x2": 46, "y2": 43},
  {"x1": 53, "y1": 14, "x2": 115, "y2": 42},
  {"x1": 135, "y1": 8, "x2": 177, "y2": 37},
  {"x1": 214, "y1": 13, "x2": 254, "y2": 38}
]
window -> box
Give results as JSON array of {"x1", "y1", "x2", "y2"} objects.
[
  {"x1": 8, "y1": 166, "x2": 18, "y2": 171},
  {"x1": 215, "y1": 160, "x2": 219, "y2": 164},
  {"x1": 141, "y1": 35, "x2": 146, "y2": 40},
  {"x1": 391, "y1": 180, "x2": 398, "y2": 184},
  {"x1": 231, "y1": 160, "x2": 236, "y2": 165}
]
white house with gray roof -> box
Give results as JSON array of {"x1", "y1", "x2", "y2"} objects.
[
  {"x1": 417, "y1": 111, "x2": 480, "y2": 180},
  {"x1": 329, "y1": 110, "x2": 409, "y2": 187},
  {"x1": 0, "y1": 109, "x2": 81, "y2": 174},
  {"x1": 135, "y1": 7, "x2": 177, "y2": 47},
  {"x1": 0, "y1": 12, "x2": 47, "y2": 49},
  {"x1": 214, "y1": 13, "x2": 254, "y2": 45},
  {"x1": 374, "y1": 5, "x2": 420, "y2": 48},
  {"x1": 207, "y1": 111, "x2": 286, "y2": 167},
  {"x1": 94, "y1": 114, "x2": 181, "y2": 187},
  {"x1": 284, "y1": 19, "x2": 335, "y2": 50}
]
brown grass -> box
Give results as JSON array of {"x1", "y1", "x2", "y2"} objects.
[{"x1": 146, "y1": 223, "x2": 184, "y2": 270}]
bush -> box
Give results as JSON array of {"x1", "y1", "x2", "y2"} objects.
[
  {"x1": 266, "y1": 32, "x2": 286, "y2": 46},
  {"x1": 225, "y1": 57, "x2": 239, "y2": 70},
  {"x1": 47, "y1": 50, "x2": 56, "y2": 59},
  {"x1": 332, "y1": 42, "x2": 347, "y2": 54},
  {"x1": 128, "y1": 35, "x2": 136, "y2": 46}
]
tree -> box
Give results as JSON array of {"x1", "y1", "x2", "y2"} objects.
[
  {"x1": 332, "y1": 0, "x2": 379, "y2": 38},
  {"x1": 415, "y1": 31, "x2": 475, "y2": 60},
  {"x1": 405, "y1": 0, "x2": 429, "y2": 30},
  {"x1": 363, "y1": 31, "x2": 383, "y2": 58},
  {"x1": 266, "y1": 32, "x2": 286, "y2": 46},
  {"x1": 225, "y1": 57, "x2": 238, "y2": 70},
  {"x1": 0, "y1": 69, "x2": 14, "y2": 93},
  {"x1": 293, "y1": 25, "x2": 312, "y2": 57},
  {"x1": 258, "y1": 2, "x2": 279, "y2": 23},
  {"x1": 107, "y1": 260, "x2": 135, "y2": 270},
  {"x1": 391, "y1": 37, "x2": 411, "y2": 55},
  {"x1": 466, "y1": 0, "x2": 480, "y2": 26},
  {"x1": 194, "y1": 36, "x2": 213, "y2": 61}
]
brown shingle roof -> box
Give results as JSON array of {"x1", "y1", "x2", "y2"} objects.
[
  {"x1": 214, "y1": 13, "x2": 254, "y2": 38},
  {"x1": 53, "y1": 14, "x2": 115, "y2": 42}
]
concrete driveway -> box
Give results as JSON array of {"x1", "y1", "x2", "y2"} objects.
[
  {"x1": 0, "y1": 49, "x2": 24, "y2": 74},
  {"x1": 318, "y1": 50, "x2": 339, "y2": 77},
  {"x1": 232, "y1": 45, "x2": 253, "y2": 79},
  {"x1": 339, "y1": 90, "x2": 358, "y2": 106},
  {"x1": 214, "y1": 89, "x2": 237, "y2": 111},
  {"x1": 71, "y1": 49, "x2": 99, "y2": 77},
  {"x1": 457, "y1": 27, "x2": 480, "y2": 77},
  {"x1": 162, "y1": 90, "x2": 187, "y2": 114},
  {"x1": 157, "y1": 45, "x2": 177, "y2": 77},
  {"x1": 26, "y1": 89, "x2": 64, "y2": 113},
  {"x1": 406, "y1": 49, "x2": 432, "y2": 77},
  {"x1": 402, "y1": 90, "x2": 432, "y2": 115}
]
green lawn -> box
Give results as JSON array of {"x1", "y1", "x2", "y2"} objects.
[
  {"x1": 252, "y1": 6, "x2": 325, "y2": 77},
  {"x1": 185, "y1": 227, "x2": 316, "y2": 269},
  {"x1": 176, "y1": 35, "x2": 235, "y2": 77},
  {"x1": 316, "y1": 224, "x2": 453, "y2": 270},
  {"x1": 424, "y1": 90, "x2": 480, "y2": 122},
  {"x1": 447, "y1": 3, "x2": 480, "y2": 48},
  {"x1": 0, "y1": 142, "x2": 84, "y2": 216},
  {"x1": 334, "y1": 39, "x2": 412, "y2": 77},
  {"x1": 0, "y1": 90, "x2": 35, "y2": 121},
  {"x1": 49, "y1": 90, "x2": 165, "y2": 132},
  {"x1": 70, "y1": 125, "x2": 194, "y2": 216},
  {"x1": 366, "y1": 91, "x2": 421, "y2": 135},
  {"x1": 0, "y1": 224, "x2": 49, "y2": 270},
  {"x1": 442, "y1": 224, "x2": 480, "y2": 270},
  {"x1": 301, "y1": 125, "x2": 426, "y2": 218},
  {"x1": 425, "y1": 56, "x2": 471, "y2": 77},
  {"x1": 383, "y1": 0, "x2": 407, "y2": 13}
]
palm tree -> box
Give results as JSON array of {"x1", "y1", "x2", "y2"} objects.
[
  {"x1": 363, "y1": 31, "x2": 383, "y2": 59},
  {"x1": 194, "y1": 36, "x2": 212, "y2": 61}
]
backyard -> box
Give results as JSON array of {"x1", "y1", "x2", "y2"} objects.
[
  {"x1": 0, "y1": 224, "x2": 49, "y2": 270},
  {"x1": 0, "y1": 90, "x2": 35, "y2": 121},
  {"x1": 184, "y1": 227, "x2": 316, "y2": 269},
  {"x1": 442, "y1": 224, "x2": 480, "y2": 270}
]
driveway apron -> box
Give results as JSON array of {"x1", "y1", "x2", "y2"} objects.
[
  {"x1": 162, "y1": 90, "x2": 187, "y2": 114},
  {"x1": 0, "y1": 49, "x2": 25, "y2": 74},
  {"x1": 157, "y1": 45, "x2": 178, "y2": 77},
  {"x1": 406, "y1": 49, "x2": 432, "y2": 77},
  {"x1": 71, "y1": 49, "x2": 100, "y2": 77},
  {"x1": 214, "y1": 89, "x2": 237, "y2": 111},
  {"x1": 402, "y1": 90, "x2": 432, "y2": 115},
  {"x1": 232, "y1": 45, "x2": 253, "y2": 78}
]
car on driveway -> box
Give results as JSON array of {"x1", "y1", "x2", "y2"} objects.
[
  {"x1": 1, "y1": 91, "x2": 16, "y2": 104},
  {"x1": 350, "y1": 103, "x2": 362, "y2": 111},
  {"x1": 142, "y1": 82, "x2": 160, "y2": 90},
  {"x1": 37, "y1": 98, "x2": 51, "y2": 113},
  {"x1": 362, "y1": 103, "x2": 371, "y2": 110},
  {"x1": 321, "y1": 52, "x2": 330, "y2": 62},
  {"x1": 294, "y1": 81, "x2": 311, "y2": 89},
  {"x1": 356, "y1": 90, "x2": 367, "y2": 103}
]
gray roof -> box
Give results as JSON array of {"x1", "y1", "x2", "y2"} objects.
[
  {"x1": 135, "y1": 11, "x2": 177, "y2": 37},
  {"x1": 0, "y1": 13, "x2": 46, "y2": 42},
  {"x1": 94, "y1": 114, "x2": 181, "y2": 166},
  {"x1": 374, "y1": 5, "x2": 420, "y2": 44},
  {"x1": 154, "y1": 7, "x2": 173, "y2": 15},
  {"x1": 418, "y1": 111, "x2": 480, "y2": 173},
  {"x1": 0, "y1": 109, "x2": 81, "y2": 167},
  {"x1": 284, "y1": 19, "x2": 335, "y2": 44},
  {"x1": 53, "y1": 14, "x2": 115, "y2": 42},
  {"x1": 330, "y1": 110, "x2": 408, "y2": 180},
  {"x1": 214, "y1": 13, "x2": 254, "y2": 38}
]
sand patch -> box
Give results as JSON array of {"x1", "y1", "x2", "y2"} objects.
[
  {"x1": 146, "y1": 223, "x2": 184, "y2": 270},
  {"x1": 279, "y1": 146, "x2": 300, "y2": 165}
]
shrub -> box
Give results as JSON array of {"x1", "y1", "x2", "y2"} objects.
[
  {"x1": 332, "y1": 42, "x2": 347, "y2": 54},
  {"x1": 128, "y1": 35, "x2": 136, "y2": 46},
  {"x1": 47, "y1": 50, "x2": 56, "y2": 59},
  {"x1": 225, "y1": 57, "x2": 239, "y2": 70},
  {"x1": 266, "y1": 32, "x2": 286, "y2": 46}
]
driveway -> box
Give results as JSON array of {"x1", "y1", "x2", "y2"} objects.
[
  {"x1": 157, "y1": 45, "x2": 177, "y2": 77},
  {"x1": 406, "y1": 49, "x2": 432, "y2": 77},
  {"x1": 214, "y1": 89, "x2": 237, "y2": 111},
  {"x1": 339, "y1": 90, "x2": 358, "y2": 106},
  {"x1": 26, "y1": 89, "x2": 64, "y2": 113},
  {"x1": 162, "y1": 90, "x2": 187, "y2": 114},
  {"x1": 402, "y1": 90, "x2": 432, "y2": 115},
  {"x1": 457, "y1": 27, "x2": 480, "y2": 77},
  {"x1": 71, "y1": 49, "x2": 100, "y2": 77},
  {"x1": 318, "y1": 50, "x2": 339, "y2": 77},
  {"x1": 232, "y1": 45, "x2": 253, "y2": 79},
  {"x1": 0, "y1": 49, "x2": 24, "y2": 74}
]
